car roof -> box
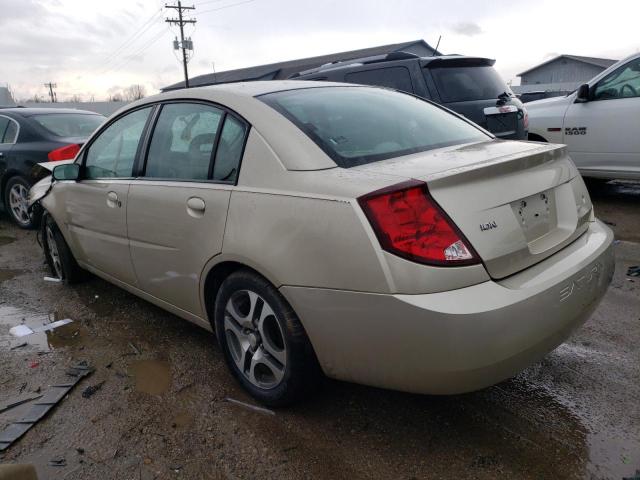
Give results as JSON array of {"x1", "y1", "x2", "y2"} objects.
[{"x1": 0, "y1": 107, "x2": 103, "y2": 118}]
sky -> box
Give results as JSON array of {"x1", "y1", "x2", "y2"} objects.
[{"x1": 2, "y1": 0, "x2": 639, "y2": 101}]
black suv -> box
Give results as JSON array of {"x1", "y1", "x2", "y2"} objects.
[{"x1": 291, "y1": 53, "x2": 528, "y2": 140}]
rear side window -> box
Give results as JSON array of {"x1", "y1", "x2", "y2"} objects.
[
  {"x1": 429, "y1": 66, "x2": 508, "y2": 102},
  {"x1": 213, "y1": 115, "x2": 247, "y2": 183},
  {"x1": 30, "y1": 113, "x2": 105, "y2": 137},
  {"x1": 0, "y1": 116, "x2": 12, "y2": 143},
  {"x1": 145, "y1": 103, "x2": 224, "y2": 180},
  {"x1": 84, "y1": 107, "x2": 152, "y2": 179},
  {"x1": 345, "y1": 67, "x2": 414, "y2": 93},
  {"x1": 260, "y1": 86, "x2": 487, "y2": 168},
  {"x1": 3, "y1": 119, "x2": 18, "y2": 143}
]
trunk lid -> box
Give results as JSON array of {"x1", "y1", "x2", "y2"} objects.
[{"x1": 352, "y1": 140, "x2": 593, "y2": 279}]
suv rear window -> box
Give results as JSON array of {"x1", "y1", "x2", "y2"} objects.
[
  {"x1": 31, "y1": 113, "x2": 105, "y2": 138},
  {"x1": 345, "y1": 66, "x2": 414, "y2": 93},
  {"x1": 429, "y1": 66, "x2": 509, "y2": 103},
  {"x1": 259, "y1": 86, "x2": 488, "y2": 168}
]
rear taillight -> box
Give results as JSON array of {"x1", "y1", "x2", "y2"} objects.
[
  {"x1": 48, "y1": 143, "x2": 81, "y2": 161},
  {"x1": 358, "y1": 180, "x2": 479, "y2": 266}
]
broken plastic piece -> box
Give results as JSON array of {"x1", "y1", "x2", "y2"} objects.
[
  {"x1": 0, "y1": 363, "x2": 94, "y2": 451},
  {"x1": 43, "y1": 276, "x2": 62, "y2": 283},
  {"x1": 9, "y1": 319, "x2": 73, "y2": 338},
  {"x1": 0, "y1": 394, "x2": 43, "y2": 414},
  {"x1": 627, "y1": 266, "x2": 640, "y2": 277},
  {"x1": 224, "y1": 397, "x2": 275, "y2": 416}
]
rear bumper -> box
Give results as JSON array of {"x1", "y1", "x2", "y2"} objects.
[{"x1": 281, "y1": 220, "x2": 614, "y2": 394}]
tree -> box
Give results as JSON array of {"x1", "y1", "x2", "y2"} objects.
[
  {"x1": 123, "y1": 84, "x2": 146, "y2": 101},
  {"x1": 66, "y1": 94, "x2": 83, "y2": 103},
  {"x1": 108, "y1": 93, "x2": 123, "y2": 102}
]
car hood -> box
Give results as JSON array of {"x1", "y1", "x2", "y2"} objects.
[{"x1": 525, "y1": 94, "x2": 572, "y2": 110}]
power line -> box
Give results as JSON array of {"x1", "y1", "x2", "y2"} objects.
[
  {"x1": 100, "y1": 8, "x2": 164, "y2": 67},
  {"x1": 103, "y1": 27, "x2": 171, "y2": 75},
  {"x1": 165, "y1": 2, "x2": 196, "y2": 88},
  {"x1": 197, "y1": 0, "x2": 255, "y2": 15}
]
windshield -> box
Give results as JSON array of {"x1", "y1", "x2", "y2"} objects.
[
  {"x1": 31, "y1": 113, "x2": 105, "y2": 138},
  {"x1": 259, "y1": 87, "x2": 488, "y2": 168},
  {"x1": 429, "y1": 66, "x2": 510, "y2": 103}
]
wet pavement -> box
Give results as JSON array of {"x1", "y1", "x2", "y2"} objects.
[{"x1": 0, "y1": 182, "x2": 639, "y2": 479}]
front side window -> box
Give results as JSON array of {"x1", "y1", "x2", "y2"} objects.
[
  {"x1": 84, "y1": 107, "x2": 151, "y2": 179},
  {"x1": 260, "y1": 86, "x2": 488, "y2": 167},
  {"x1": 145, "y1": 103, "x2": 223, "y2": 180},
  {"x1": 31, "y1": 113, "x2": 105, "y2": 138},
  {"x1": 345, "y1": 67, "x2": 414, "y2": 93},
  {"x1": 593, "y1": 58, "x2": 640, "y2": 100}
]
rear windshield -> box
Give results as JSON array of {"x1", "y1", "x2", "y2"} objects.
[
  {"x1": 31, "y1": 113, "x2": 105, "y2": 138},
  {"x1": 259, "y1": 87, "x2": 488, "y2": 168},
  {"x1": 429, "y1": 66, "x2": 509, "y2": 103}
]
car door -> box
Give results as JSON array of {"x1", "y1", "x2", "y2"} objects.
[
  {"x1": 59, "y1": 106, "x2": 154, "y2": 285},
  {"x1": 127, "y1": 102, "x2": 249, "y2": 316},
  {"x1": 563, "y1": 56, "x2": 640, "y2": 177}
]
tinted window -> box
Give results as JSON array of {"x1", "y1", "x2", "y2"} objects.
[
  {"x1": 213, "y1": 115, "x2": 248, "y2": 182},
  {"x1": 31, "y1": 113, "x2": 105, "y2": 137},
  {"x1": 593, "y1": 57, "x2": 640, "y2": 100},
  {"x1": 84, "y1": 107, "x2": 151, "y2": 179},
  {"x1": 0, "y1": 117, "x2": 9, "y2": 144},
  {"x1": 430, "y1": 66, "x2": 508, "y2": 102},
  {"x1": 145, "y1": 103, "x2": 223, "y2": 180},
  {"x1": 345, "y1": 67, "x2": 414, "y2": 93},
  {"x1": 260, "y1": 87, "x2": 487, "y2": 167},
  {"x1": 3, "y1": 119, "x2": 18, "y2": 143}
]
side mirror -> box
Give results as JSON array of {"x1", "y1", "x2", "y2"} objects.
[
  {"x1": 52, "y1": 163, "x2": 80, "y2": 181},
  {"x1": 576, "y1": 84, "x2": 590, "y2": 102}
]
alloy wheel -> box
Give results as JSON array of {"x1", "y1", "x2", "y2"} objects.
[
  {"x1": 223, "y1": 289, "x2": 287, "y2": 389},
  {"x1": 46, "y1": 225, "x2": 63, "y2": 279},
  {"x1": 8, "y1": 183, "x2": 31, "y2": 227}
]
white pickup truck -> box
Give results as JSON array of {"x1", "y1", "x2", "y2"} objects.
[{"x1": 526, "y1": 53, "x2": 640, "y2": 181}]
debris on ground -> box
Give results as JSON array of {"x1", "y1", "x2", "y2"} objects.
[
  {"x1": 603, "y1": 220, "x2": 617, "y2": 226},
  {"x1": 9, "y1": 319, "x2": 73, "y2": 338},
  {"x1": 127, "y1": 342, "x2": 141, "y2": 356},
  {"x1": 82, "y1": 381, "x2": 105, "y2": 399},
  {"x1": 29, "y1": 362, "x2": 39, "y2": 369},
  {"x1": 9, "y1": 342, "x2": 27, "y2": 350},
  {"x1": 627, "y1": 266, "x2": 640, "y2": 277},
  {"x1": 0, "y1": 394, "x2": 43, "y2": 414},
  {"x1": 43, "y1": 276, "x2": 62, "y2": 283},
  {"x1": 0, "y1": 363, "x2": 94, "y2": 451},
  {"x1": 48, "y1": 457, "x2": 66, "y2": 467},
  {"x1": 224, "y1": 397, "x2": 275, "y2": 416}
]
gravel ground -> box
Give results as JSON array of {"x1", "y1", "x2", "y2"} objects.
[{"x1": 0, "y1": 182, "x2": 638, "y2": 480}]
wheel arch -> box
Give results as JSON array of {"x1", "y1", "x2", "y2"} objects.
[{"x1": 200, "y1": 254, "x2": 284, "y2": 332}]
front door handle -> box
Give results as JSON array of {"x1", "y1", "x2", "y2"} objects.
[
  {"x1": 186, "y1": 197, "x2": 206, "y2": 217},
  {"x1": 107, "y1": 191, "x2": 121, "y2": 208}
]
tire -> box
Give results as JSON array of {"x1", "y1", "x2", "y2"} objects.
[
  {"x1": 43, "y1": 213, "x2": 85, "y2": 284},
  {"x1": 4, "y1": 176, "x2": 38, "y2": 229},
  {"x1": 214, "y1": 270, "x2": 321, "y2": 407}
]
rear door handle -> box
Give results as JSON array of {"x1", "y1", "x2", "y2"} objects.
[
  {"x1": 107, "y1": 191, "x2": 121, "y2": 208},
  {"x1": 186, "y1": 197, "x2": 206, "y2": 216}
]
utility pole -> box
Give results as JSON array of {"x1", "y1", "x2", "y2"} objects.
[
  {"x1": 165, "y1": 2, "x2": 196, "y2": 88},
  {"x1": 44, "y1": 82, "x2": 57, "y2": 102}
]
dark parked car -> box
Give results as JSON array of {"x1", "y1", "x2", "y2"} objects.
[
  {"x1": 0, "y1": 108, "x2": 105, "y2": 228},
  {"x1": 291, "y1": 53, "x2": 528, "y2": 140}
]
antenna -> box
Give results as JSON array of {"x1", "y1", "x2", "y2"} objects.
[{"x1": 432, "y1": 35, "x2": 441, "y2": 56}]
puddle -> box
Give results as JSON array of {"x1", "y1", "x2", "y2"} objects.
[
  {"x1": 0, "y1": 305, "x2": 87, "y2": 351},
  {"x1": 0, "y1": 268, "x2": 25, "y2": 282},
  {"x1": 0, "y1": 236, "x2": 15, "y2": 246},
  {"x1": 130, "y1": 359, "x2": 171, "y2": 395}
]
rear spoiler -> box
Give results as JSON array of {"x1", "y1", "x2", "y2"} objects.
[{"x1": 422, "y1": 57, "x2": 496, "y2": 68}]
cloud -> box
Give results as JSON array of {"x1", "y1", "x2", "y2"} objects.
[{"x1": 449, "y1": 21, "x2": 483, "y2": 36}]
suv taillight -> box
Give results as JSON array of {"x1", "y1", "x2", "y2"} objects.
[
  {"x1": 358, "y1": 180, "x2": 479, "y2": 266},
  {"x1": 48, "y1": 143, "x2": 80, "y2": 161}
]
